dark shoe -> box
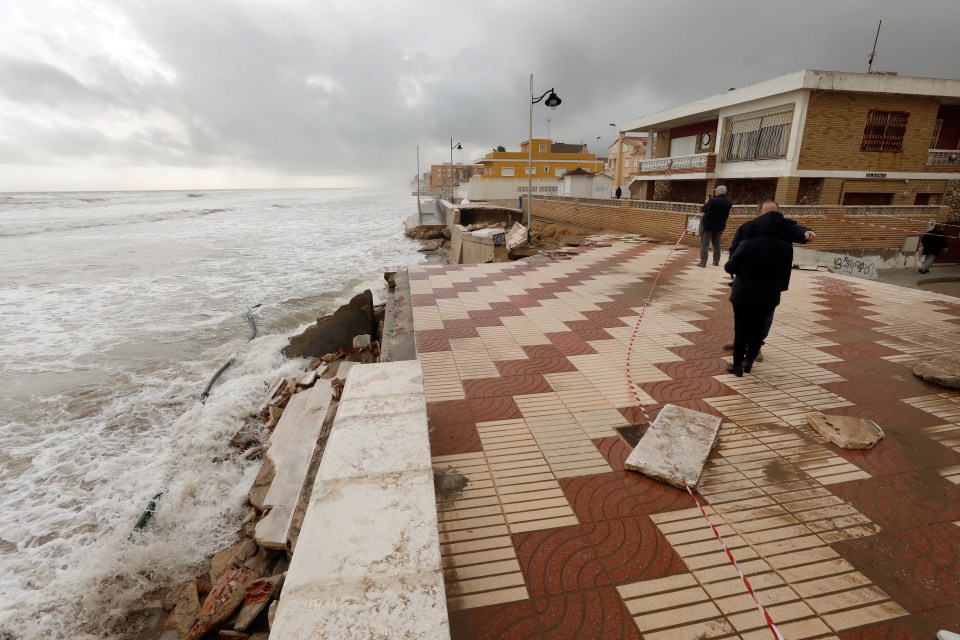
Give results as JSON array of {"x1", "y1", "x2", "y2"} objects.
[
  {"x1": 722, "y1": 341, "x2": 734, "y2": 351},
  {"x1": 713, "y1": 262, "x2": 720, "y2": 267},
  {"x1": 743, "y1": 359, "x2": 754, "y2": 373},
  {"x1": 697, "y1": 262, "x2": 706, "y2": 268},
  {"x1": 727, "y1": 363, "x2": 743, "y2": 377}
]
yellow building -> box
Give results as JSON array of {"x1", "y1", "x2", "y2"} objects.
[{"x1": 476, "y1": 139, "x2": 603, "y2": 179}]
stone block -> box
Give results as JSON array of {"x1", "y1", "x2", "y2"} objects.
[
  {"x1": 914, "y1": 355, "x2": 960, "y2": 389},
  {"x1": 287, "y1": 470, "x2": 441, "y2": 585},
  {"x1": 270, "y1": 571, "x2": 449, "y2": 640},
  {"x1": 624, "y1": 404, "x2": 722, "y2": 489},
  {"x1": 318, "y1": 411, "x2": 430, "y2": 481},
  {"x1": 806, "y1": 413, "x2": 884, "y2": 449},
  {"x1": 341, "y1": 360, "x2": 424, "y2": 400},
  {"x1": 282, "y1": 290, "x2": 376, "y2": 358}
]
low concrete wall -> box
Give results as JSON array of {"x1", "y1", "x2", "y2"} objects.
[
  {"x1": 270, "y1": 361, "x2": 449, "y2": 639},
  {"x1": 507, "y1": 196, "x2": 948, "y2": 254}
]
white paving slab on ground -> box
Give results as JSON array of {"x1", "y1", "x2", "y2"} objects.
[{"x1": 624, "y1": 404, "x2": 723, "y2": 489}]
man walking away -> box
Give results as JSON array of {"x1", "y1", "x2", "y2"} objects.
[
  {"x1": 699, "y1": 185, "x2": 733, "y2": 267},
  {"x1": 615, "y1": 186, "x2": 622, "y2": 199},
  {"x1": 722, "y1": 200, "x2": 816, "y2": 360},
  {"x1": 723, "y1": 211, "x2": 793, "y2": 376},
  {"x1": 919, "y1": 223, "x2": 948, "y2": 274}
]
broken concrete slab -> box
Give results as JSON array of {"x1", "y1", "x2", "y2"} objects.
[
  {"x1": 806, "y1": 412, "x2": 884, "y2": 449},
  {"x1": 914, "y1": 355, "x2": 960, "y2": 389},
  {"x1": 624, "y1": 404, "x2": 722, "y2": 489},
  {"x1": 282, "y1": 290, "x2": 376, "y2": 359},
  {"x1": 234, "y1": 573, "x2": 285, "y2": 631}
]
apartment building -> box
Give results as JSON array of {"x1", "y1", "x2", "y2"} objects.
[
  {"x1": 605, "y1": 135, "x2": 649, "y2": 188},
  {"x1": 621, "y1": 69, "x2": 960, "y2": 207}
]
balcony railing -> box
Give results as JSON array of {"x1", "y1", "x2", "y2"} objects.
[
  {"x1": 928, "y1": 149, "x2": 960, "y2": 166},
  {"x1": 639, "y1": 153, "x2": 715, "y2": 174}
]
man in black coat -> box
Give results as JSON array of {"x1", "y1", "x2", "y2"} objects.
[
  {"x1": 723, "y1": 210, "x2": 794, "y2": 376},
  {"x1": 722, "y1": 200, "x2": 816, "y2": 359},
  {"x1": 698, "y1": 185, "x2": 733, "y2": 267},
  {"x1": 919, "y1": 224, "x2": 949, "y2": 274}
]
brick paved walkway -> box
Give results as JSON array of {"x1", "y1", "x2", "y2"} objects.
[{"x1": 411, "y1": 237, "x2": 960, "y2": 639}]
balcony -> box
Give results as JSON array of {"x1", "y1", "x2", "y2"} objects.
[
  {"x1": 639, "y1": 153, "x2": 716, "y2": 176},
  {"x1": 927, "y1": 149, "x2": 960, "y2": 168}
]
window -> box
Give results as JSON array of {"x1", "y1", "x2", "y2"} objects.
[
  {"x1": 543, "y1": 165, "x2": 550, "y2": 173},
  {"x1": 931, "y1": 119, "x2": 943, "y2": 148},
  {"x1": 538, "y1": 144, "x2": 547, "y2": 153},
  {"x1": 723, "y1": 105, "x2": 793, "y2": 161},
  {"x1": 501, "y1": 167, "x2": 515, "y2": 177},
  {"x1": 525, "y1": 166, "x2": 534, "y2": 175},
  {"x1": 861, "y1": 110, "x2": 909, "y2": 152},
  {"x1": 555, "y1": 167, "x2": 564, "y2": 177}
]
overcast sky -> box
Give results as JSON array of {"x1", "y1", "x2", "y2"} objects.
[{"x1": 1, "y1": 0, "x2": 958, "y2": 192}]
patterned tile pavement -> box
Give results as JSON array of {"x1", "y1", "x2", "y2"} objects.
[{"x1": 415, "y1": 237, "x2": 960, "y2": 639}]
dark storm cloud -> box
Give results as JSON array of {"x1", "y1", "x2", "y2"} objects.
[{"x1": 2, "y1": 0, "x2": 959, "y2": 186}]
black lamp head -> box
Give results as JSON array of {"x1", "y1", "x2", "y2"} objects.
[{"x1": 545, "y1": 91, "x2": 562, "y2": 110}]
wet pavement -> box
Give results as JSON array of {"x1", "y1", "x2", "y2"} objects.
[{"x1": 410, "y1": 237, "x2": 960, "y2": 639}]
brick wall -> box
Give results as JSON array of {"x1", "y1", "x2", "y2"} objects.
[
  {"x1": 799, "y1": 91, "x2": 941, "y2": 172},
  {"x1": 518, "y1": 198, "x2": 949, "y2": 252}
]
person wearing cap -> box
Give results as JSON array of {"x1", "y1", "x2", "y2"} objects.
[{"x1": 698, "y1": 185, "x2": 733, "y2": 268}]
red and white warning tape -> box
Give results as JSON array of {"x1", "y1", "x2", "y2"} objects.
[{"x1": 622, "y1": 221, "x2": 785, "y2": 640}]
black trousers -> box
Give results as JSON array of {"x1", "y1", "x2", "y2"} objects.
[{"x1": 732, "y1": 303, "x2": 776, "y2": 365}]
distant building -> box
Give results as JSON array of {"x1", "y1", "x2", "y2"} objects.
[
  {"x1": 467, "y1": 139, "x2": 604, "y2": 201},
  {"x1": 605, "y1": 135, "x2": 649, "y2": 189},
  {"x1": 430, "y1": 164, "x2": 486, "y2": 192},
  {"x1": 622, "y1": 69, "x2": 960, "y2": 206},
  {"x1": 559, "y1": 168, "x2": 615, "y2": 198},
  {"x1": 475, "y1": 139, "x2": 603, "y2": 179}
]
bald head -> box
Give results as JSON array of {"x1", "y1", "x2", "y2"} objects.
[{"x1": 757, "y1": 200, "x2": 779, "y2": 216}]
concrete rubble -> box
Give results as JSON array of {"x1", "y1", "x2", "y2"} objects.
[
  {"x1": 806, "y1": 412, "x2": 885, "y2": 449},
  {"x1": 624, "y1": 404, "x2": 722, "y2": 489},
  {"x1": 913, "y1": 354, "x2": 960, "y2": 389}
]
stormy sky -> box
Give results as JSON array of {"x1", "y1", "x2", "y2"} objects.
[{"x1": 1, "y1": 0, "x2": 958, "y2": 192}]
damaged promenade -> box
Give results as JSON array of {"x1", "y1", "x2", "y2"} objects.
[
  {"x1": 410, "y1": 237, "x2": 960, "y2": 639},
  {"x1": 247, "y1": 235, "x2": 960, "y2": 639}
]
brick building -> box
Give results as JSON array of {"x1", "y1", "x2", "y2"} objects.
[
  {"x1": 430, "y1": 163, "x2": 486, "y2": 193},
  {"x1": 605, "y1": 135, "x2": 648, "y2": 188},
  {"x1": 621, "y1": 69, "x2": 960, "y2": 209}
]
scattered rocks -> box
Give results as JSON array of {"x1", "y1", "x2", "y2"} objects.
[
  {"x1": 914, "y1": 355, "x2": 960, "y2": 389},
  {"x1": 806, "y1": 413, "x2": 884, "y2": 449},
  {"x1": 247, "y1": 458, "x2": 275, "y2": 511},
  {"x1": 162, "y1": 581, "x2": 201, "y2": 639},
  {"x1": 210, "y1": 538, "x2": 258, "y2": 585},
  {"x1": 191, "y1": 567, "x2": 257, "y2": 637},
  {"x1": 234, "y1": 573, "x2": 285, "y2": 631}
]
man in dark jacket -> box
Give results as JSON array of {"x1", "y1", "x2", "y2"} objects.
[
  {"x1": 722, "y1": 200, "x2": 816, "y2": 359},
  {"x1": 723, "y1": 210, "x2": 794, "y2": 376},
  {"x1": 919, "y1": 224, "x2": 949, "y2": 274},
  {"x1": 698, "y1": 185, "x2": 733, "y2": 267}
]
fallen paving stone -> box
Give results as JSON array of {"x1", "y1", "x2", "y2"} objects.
[
  {"x1": 234, "y1": 573, "x2": 285, "y2": 631},
  {"x1": 806, "y1": 412, "x2": 884, "y2": 449},
  {"x1": 624, "y1": 404, "x2": 721, "y2": 488},
  {"x1": 191, "y1": 566, "x2": 257, "y2": 637},
  {"x1": 914, "y1": 355, "x2": 960, "y2": 389}
]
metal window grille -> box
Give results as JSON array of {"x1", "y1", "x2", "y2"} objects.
[
  {"x1": 722, "y1": 105, "x2": 793, "y2": 161},
  {"x1": 860, "y1": 110, "x2": 909, "y2": 152},
  {"x1": 931, "y1": 119, "x2": 943, "y2": 149}
]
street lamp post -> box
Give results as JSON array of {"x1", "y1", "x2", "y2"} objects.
[
  {"x1": 528, "y1": 74, "x2": 561, "y2": 242},
  {"x1": 449, "y1": 138, "x2": 461, "y2": 201}
]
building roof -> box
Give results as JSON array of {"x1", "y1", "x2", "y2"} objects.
[
  {"x1": 623, "y1": 69, "x2": 960, "y2": 132},
  {"x1": 552, "y1": 143, "x2": 588, "y2": 154},
  {"x1": 562, "y1": 167, "x2": 594, "y2": 176}
]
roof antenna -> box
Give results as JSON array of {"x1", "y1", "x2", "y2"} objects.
[{"x1": 868, "y1": 20, "x2": 882, "y2": 72}]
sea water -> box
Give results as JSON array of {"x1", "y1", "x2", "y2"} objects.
[{"x1": 0, "y1": 188, "x2": 426, "y2": 638}]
